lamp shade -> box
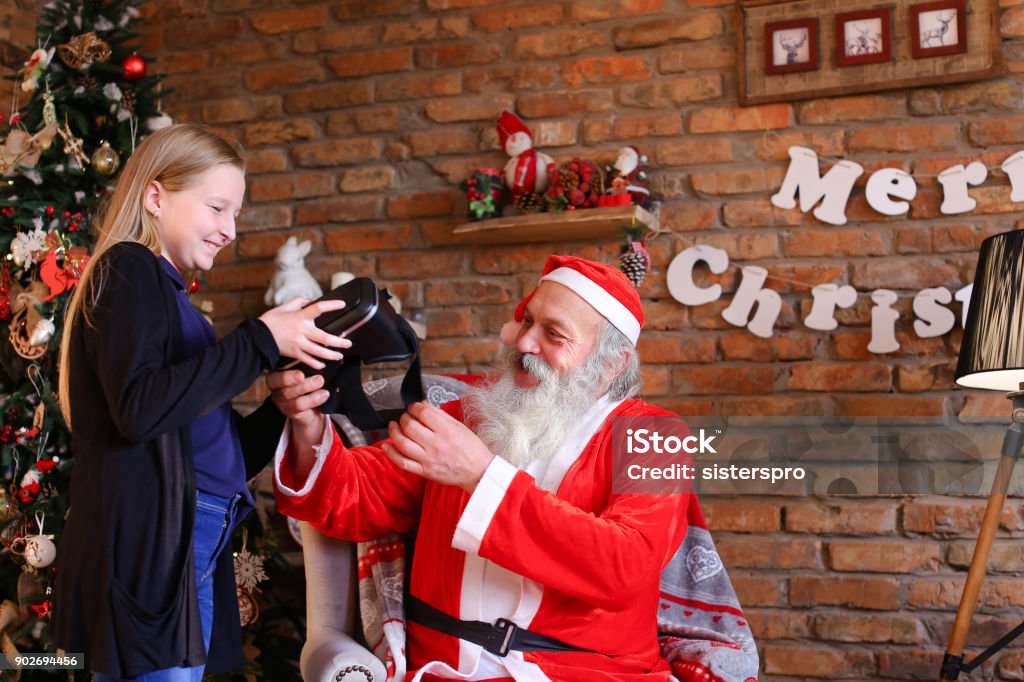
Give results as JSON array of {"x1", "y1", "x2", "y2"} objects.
[{"x1": 957, "y1": 229, "x2": 1024, "y2": 391}]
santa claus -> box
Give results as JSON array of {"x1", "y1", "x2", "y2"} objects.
[
  {"x1": 609, "y1": 145, "x2": 650, "y2": 206},
  {"x1": 272, "y1": 256, "x2": 695, "y2": 682},
  {"x1": 497, "y1": 110, "x2": 553, "y2": 200}
]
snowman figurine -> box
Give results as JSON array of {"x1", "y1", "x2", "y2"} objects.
[
  {"x1": 608, "y1": 145, "x2": 650, "y2": 207},
  {"x1": 497, "y1": 110, "x2": 553, "y2": 201}
]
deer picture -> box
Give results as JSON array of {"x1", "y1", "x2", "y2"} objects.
[
  {"x1": 846, "y1": 22, "x2": 881, "y2": 56},
  {"x1": 920, "y1": 11, "x2": 956, "y2": 48},
  {"x1": 778, "y1": 29, "x2": 808, "y2": 64}
]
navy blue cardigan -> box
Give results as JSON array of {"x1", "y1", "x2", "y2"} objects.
[{"x1": 53, "y1": 242, "x2": 285, "y2": 678}]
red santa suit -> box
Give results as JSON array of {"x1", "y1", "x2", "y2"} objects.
[{"x1": 276, "y1": 393, "x2": 691, "y2": 682}]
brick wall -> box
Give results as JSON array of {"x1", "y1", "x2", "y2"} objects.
[
  {"x1": 136, "y1": 1, "x2": 1024, "y2": 679},
  {"x1": 0, "y1": 0, "x2": 39, "y2": 110}
]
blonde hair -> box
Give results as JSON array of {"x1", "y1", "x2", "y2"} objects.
[{"x1": 58, "y1": 123, "x2": 246, "y2": 428}]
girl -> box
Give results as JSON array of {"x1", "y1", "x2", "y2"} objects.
[{"x1": 54, "y1": 123, "x2": 348, "y2": 681}]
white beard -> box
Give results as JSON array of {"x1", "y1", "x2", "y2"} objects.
[{"x1": 462, "y1": 347, "x2": 610, "y2": 469}]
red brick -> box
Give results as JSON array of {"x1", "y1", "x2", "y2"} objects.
[
  {"x1": 464, "y1": 65, "x2": 556, "y2": 93},
  {"x1": 656, "y1": 138, "x2": 732, "y2": 167},
  {"x1": 340, "y1": 166, "x2": 396, "y2": 193},
  {"x1": 424, "y1": 308, "x2": 474, "y2": 338},
  {"x1": 720, "y1": 395, "x2": 829, "y2": 416},
  {"x1": 639, "y1": 366, "x2": 670, "y2": 396},
  {"x1": 517, "y1": 89, "x2": 613, "y2": 118},
  {"x1": 837, "y1": 395, "x2": 948, "y2": 416},
  {"x1": 691, "y1": 168, "x2": 782, "y2": 196},
  {"x1": 690, "y1": 104, "x2": 792, "y2": 133},
  {"x1": 381, "y1": 17, "x2": 470, "y2": 43},
  {"x1": 514, "y1": 28, "x2": 605, "y2": 59},
  {"x1": 614, "y1": 13, "x2": 723, "y2": 48},
  {"x1": 425, "y1": 0, "x2": 500, "y2": 8},
  {"x1": 328, "y1": 48, "x2": 412, "y2": 79},
  {"x1": 471, "y1": 4, "x2": 563, "y2": 32},
  {"x1": 659, "y1": 203, "x2": 718, "y2": 231},
  {"x1": 166, "y1": 17, "x2": 243, "y2": 47},
  {"x1": 1004, "y1": 6, "x2": 1024, "y2": 36},
  {"x1": 140, "y1": 0, "x2": 207, "y2": 21},
  {"x1": 245, "y1": 149, "x2": 289, "y2": 175},
  {"x1": 959, "y1": 393, "x2": 1008, "y2": 418},
  {"x1": 717, "y1": 537, "x2": 821, "y2": 569},
  {"x1": 334, "y1": 0, "x2": 418, "y2": 18},
  {"x1": 659, "y1": 43, "x2": 733, "y2": 72},
  {"x1": 417, "y1": 43, "x2": 502, "y2": 69},
  {"x1": 850, "y1": 258, "x2": 960, "y2": 289},
  {"x1": 249, "y1": 173, "x2": 335, "y2": 203},
  {"x1": 745, "y1": 612, "x2": 812, "y2": 639},
  {"x1": 323, "y1": 224, "x2": 415, "y2": 251},
  {"x1": 377, "y1": 73, "x2": 462, "y2": 102},
  {"x1": 903, "y1": 498, "x2": 1021, "y2": 535},
  {"x1": 387, "y1": 192, "x2": 456, "y2": 219},
  {"x1": 425, "y1": 279, "x2": 514, "y2": 306},
  {"x1": 878, "y1": 649, "x2": 945, "y2": 680},
  {"x1": 163, "y1": 73, "x2": 241, "y2": 101},
  {"x1": 786, "y1": 501, "x2": 897, "y2": 534},
  {"x1": 202, "y1": 96, "x2": 281, "y2": 124},
  {"x1": 908, "y1": 578, "x2": 1024, "y2": 610},
  {"x1": 211, "y1": 39, "x2": 287, "y2": 66},
  {"x1": 251, "y1": 6, "x2": 326, "y2": 34},
  {"x1": 327, "y1": 108, "x2": 401, "y2": 136},
  {"x1": 531, "y1": 121, "x2": 577, "y2": 148},
  {"x1": 562, "y1": 55, "x2": 651, "y2": 87},
  {"x1": 754, "y1": 130, "x2": 846, "y2": 161},
  {"x1": 618, "y1": 76, "x2": 722, "y2": 108},
  {"x1": 789, "y1": 576, "x2": 900, "y2": 610},
  {"x1": 155, "y1": 50, "x2": 207, "y2": 75},
  {"x1": 236, "y1": 231, "x2": 320, "y2": 260},
  {"x1": 243, "y1": 119, "x2": 319, "y2": 146},
  {"x1": 782, "y1": 228, "x2": 888, "y2": 257},
  {"x1": 719, "y1": 331, "x2": 815, "y2": 362},
  {"x1": 570, "y1": 0, "x2": 663, "y2": 22},
  {"x1": 379, "y1": 252, "x2": 467, "y2": 279},
  {"x1": 425, "y1": 94, "x2": 515, "y2": 123},
  {"x1": 243, "y1": 60, "x2": 326, "y2": 92},
  {"x1": 237, "y1": 205, "x2": 292, "y2": 232},
  {"x1": 637, "y1": 334, "x2": 716, "y2": 364},
  {"x1": 702, "y1": 501, "x2": 780, "y2": 532},
  {"x1": 692, "y1": 232, "x2": 778, "y2": 260},
  {"x1": 788, "y1": 363, "x2": 892, "y2": 392},
  {"x1": 798, "y1": 94, "x2": 908, "y2": 124},
  {"x1": 295, "y1": 197, "x2": 383, "y2": 226},
  {"x1": 609, "y1": 112, "x2": 682, "y2": 140},
  {"x1": 731, "y1": 576, "x2": 782, "y2": 607},
  {"x1": 672, "y1": 365, "x2": 777, "y2": 395},
  {"x1": 205, "y1": 262, "x2": 275, "y2": 291},
  {"x1": 849, "y1": 123, "x2": 961, "y2": 153},
  {"x1": 913, "y1": 81, "x2": 1024, "y2": 115},
  {"x1": 828, "y1": 540, "x2": 940, "y2": 572},
  {"x1": 650, "y1": 398, "x2": 713, "y2": 416},
  {"x1": 284, "y1": 82, "x2": 372, "y2": 113},
  {"x1": 292, "y1": 138, "x2": 383, "y2": 167},
  {"x1": 896, "y1": 362, "x2": 956, "y2": 392},
  {"x1": 813, "y1": 613, "x2": 926, "y2": 644},
  {"x1": 293, "y1": 26, "x2": 378, "y2": 53}
]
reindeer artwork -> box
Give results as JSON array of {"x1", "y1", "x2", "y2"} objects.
[
  {"x1": 777, "y1": 29, "x2": 808, "y2": 64},
  {"x1": 920, "y1": 10, "x2": 956, "y2": 48},
  {"x1": 846, "y1": 22, "x2": 881, "y2": 56}
]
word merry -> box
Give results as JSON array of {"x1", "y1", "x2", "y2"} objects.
[
  {"x1": 772, "y1": 146, "x2": 1024, "y2": 226},
  {"x1": 667, "y1": 244, "x2": 973, "y2": 352}
]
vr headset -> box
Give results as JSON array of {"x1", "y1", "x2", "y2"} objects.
[{"x1": 278, "y1": 277, "x2": 423, "y2": 430}]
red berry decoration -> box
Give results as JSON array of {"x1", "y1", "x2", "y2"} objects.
[
  {"x1": 189, "y1": 278, "x2": 200, "y2": 295},
  {"x1": 122, "y1": 53, "x2": 147, "y2": 81}
]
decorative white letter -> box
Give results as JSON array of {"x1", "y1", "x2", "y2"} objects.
[
  {"x1": 868, "y1": 289, "x2": 900, "y2": 354},
  {"x1": 938, "y1": 162, "x2": 988, "y2": 215},
  {"x1": 722, "y1": 266, "x2": 781, "y2": 339},
  {"x1": 865, "y1": 168, "x2": 917, "y2": 216},
  {"x1": 954, "y1": 283, "x2": 973, "y2": 328},
  {"x1": 912, "y1": 287, "x2": 955, "y2": 338},
  {"x1": 770, "y1": 146, "x2": 865, "y2": 226},
  {"x1": 804, "y1": 283, "x2": 858, "y2": 331},
  {"x1": 666, "y1": 245, "x2": 729, "y2": 306},
  {"x1": 1003, "y1": 151, "x2": 1024, "y2": 202}
]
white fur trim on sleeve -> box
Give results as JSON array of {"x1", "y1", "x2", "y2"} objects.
[
  {"x1": 273, "y1": 415, "x2": 334, "y2": 497},
  {"x1": 451, "y1": 457, "x2": 519, "y2": 555},
  {"x1": 541, "y1": 267, "x2": 641, "y2": 345}
]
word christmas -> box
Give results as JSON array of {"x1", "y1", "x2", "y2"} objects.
[
  {"x1": 771, "y1": 146, "x2": 1024, "y2": 226},
  {"x1": 666, "y1": 244, "x2": 972, "y2": 353}
]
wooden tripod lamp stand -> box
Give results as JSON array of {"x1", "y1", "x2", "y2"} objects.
[{"x1": 941, "y1": 229, "x2": 1024, "y2": 681}]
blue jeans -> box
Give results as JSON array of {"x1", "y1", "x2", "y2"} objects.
[{"x1": 94, "y1": 491, "x2": 242, "y2": 682}]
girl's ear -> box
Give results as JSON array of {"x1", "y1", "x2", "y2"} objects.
[{"x1": 142, "y1": 180, "x2": 163, "y2": 217}]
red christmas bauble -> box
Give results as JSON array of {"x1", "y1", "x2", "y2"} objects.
[
  {"x1": 122, "y1": 54, "x2": 146, "y2": 81},
  {"x1": 188, "y1": 279, "x2": 200, "y2": 295}
]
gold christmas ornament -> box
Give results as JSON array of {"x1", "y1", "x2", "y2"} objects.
[
  {"x1": 91, "y1": 141, "x2": 120, "y2": 176},
  {"x1": 8, "y1": 309, "x2": 46, "y2": 361},
  {"x1": 57, "y1": 121, "x2": 88, "y2": 168},
  {"x1": 32, "y1": 403, "x2": 44, "y2": 431},
  {"x1": 57, "y1": 32, "x2": 111, "y2": 70},
  {"x1": 28, "y1": 317, "x2": 54, "y2": 346},
  {"x1": 236, "y1": 586, "x2": 259, "y2": 627}
]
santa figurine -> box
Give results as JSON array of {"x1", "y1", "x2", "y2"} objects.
[
  {"x1": 497, "y1": 110, "x2": 553, "y2": 201},
  {"x1": 608, "y1": 145, "x2": 650, "y2": 207}
]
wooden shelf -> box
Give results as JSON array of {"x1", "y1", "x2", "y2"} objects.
[{"x1": 452, "y1": 205, "x2": 657, "y2": 245}]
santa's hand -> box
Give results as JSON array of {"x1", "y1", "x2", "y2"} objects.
[{"x1": 381, "y1": 401, "x2": 494, "y2": 492}]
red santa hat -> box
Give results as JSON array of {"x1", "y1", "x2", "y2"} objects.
[
  {"x1": 514, "y1": 255, "x2": 644, "y2": 346},
  {"x1": 497, "y1": 110, "x2": 531, "y2": 148}
]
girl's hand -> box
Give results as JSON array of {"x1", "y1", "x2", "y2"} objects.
[{"x1": 259, "y1": 297, "x2": 351, "y2": 370}]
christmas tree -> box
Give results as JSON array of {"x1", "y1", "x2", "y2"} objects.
[{"x1": 0, "y1": 0, "x2": 167, "y2": 666}]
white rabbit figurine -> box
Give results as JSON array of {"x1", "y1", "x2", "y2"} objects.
[{"x1": 264, "y1": 236, "x2": 323, "y2": 306}]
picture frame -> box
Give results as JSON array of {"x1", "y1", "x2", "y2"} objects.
[
  {"x1": 738, "y1": 0, "x2": 1001, "y2": 106},
  {"x1": 764, "y1": 18, "x2": 819, "y2": 74},
  {"x1": 836, "y1": 8, "x2": 892, "y2": 66},
  {"x1": 910, "y1": 0, "x2": 966, "y2": 59}
]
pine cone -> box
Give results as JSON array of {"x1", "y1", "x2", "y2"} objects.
[
  {"x1": 619, "y1": 251, "x2": 648, "y2": 288},
  {"x1": 514, "y1": 192, "x2": 543, "y2": 214},
  {"x1": 559, "y1": 169, "x2": 580, "y2": 193},
  {"x1": 77, "y1": 75, "x2": 98, "y2": 92},
  {"x1": 121, "y1": 90, "x2": 136, "y2": 112}
]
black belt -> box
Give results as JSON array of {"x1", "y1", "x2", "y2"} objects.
[{"x1": 406, "y1": 595, "x2": 593, "y2": 658}]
